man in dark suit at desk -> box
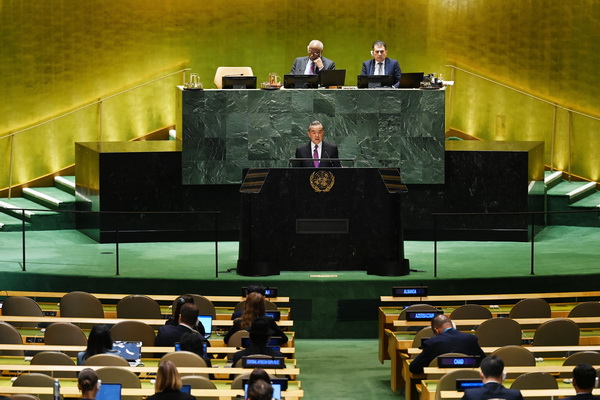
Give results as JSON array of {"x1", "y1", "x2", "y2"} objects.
[
  {"x1": 290, "y1": 40, "x2": 336, "y2": 75},
  {"x1": 563, "y1": 363, "x2": 600, "y2": 400},
  {"x1": 409, "y1": 315, "x2": 486, "y2": 374},
  {"x1": 361, "y1": 40, "x2": 402, "y2": 87},
  {"x1": 293, "y1": 120, "x2": 340, "y2": 167},
  {"x1": 462, "y1": 356, "x2": 523, "y2": 400},
  {"x1": 155, "y1": 303, "x2": 205, "y2": 347}
]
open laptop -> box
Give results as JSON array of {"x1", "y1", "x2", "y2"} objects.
[
  {"x1": 398, "y1": 72, "x2": 424, "y2": 88},
  {"x1": 357, "y1": 74, "x2": 394, "y2": 88},
  {"x1": 197, "y1": 315, "x2": 213, "y2": 339},
  {"x1": 96, "y1": 383, "x2": 122, "y2": 400},
  {"x1": 283, "y1": 74, "x2": 319, "y2": 89},
  {"x1": 319, "y1": 69, "x2": 346, "y2": 87},
  {"x1": 112, "y1": 341, "x2": 142, "y2": 366}
]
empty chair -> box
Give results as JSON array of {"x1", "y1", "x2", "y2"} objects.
[
  {"x1": 491, "y1": 345, "x2": 535, "y2": 378},
  {"x1": 435, "y1": 369, "x2": 481, "y2": 400},
  {"x1": 44, "y1": 323, "x2": 87, "y2": 350},
  {"x1": 411, "y1": 327, "x2": 434, "y2": 348},
  {"x1": 560, "y1": 351, "x2": 600, "y2": 378},
  {"x1": 532, "y1": 318, "x2": 580, "y2": 356},
  {"x1": 227, "y1": 330, "x2": 249, "y2": 348},
  {"x1": 13, "y1": 373, "x2": 58, "y2": 400},
  {"x1": 509, "y1": 298, "x2": 551, "y2": 319},
  {"x1": 187, "y1": 294, "x2": 216, "y2": 318},
  {"x1": 30, "y1": 351, "x2": 77, "y2": 378},
  {"x1": 181, "y1": 376, "x2": 218, "y2": 400},
  {"x1": 85, "y1": 353, "x2": 130, "y2": 366},
  {"x1": 161, "y1": 351, "x2": 208, "y2": 378},
  {"x1": 510, "y1": 371, "x2": 558, "y2": 400},
  {"x1": 475, "y1": 317, "x2": 522, "y2": 347},
  {"x1": 117, "y1": 295, "x2": 162, "y2": 319},
  {"x1": 2, "y1": 296, "x2": 44, "y2": 328},
  {"x1": 59, "y1": 291, "x2": 104, "y2": 329},
  {"x1": 450, "y1": 304, "x2": 492, "y2": 330},
  {"x1": 0, "y1": 321, "x2": 25, "y2": 356},
  {"x1": 96, "y1": 367, "x2": 142, "y2": 400},
  {"x1": 568, "y1": 302, "x2": 600, "y2": 317},
  {"x1": 213, "y1": 67, "x2": 254, "y2": 89},
  {"x1": 110, "y1": 320, "x2": 156, "y2": 346}
]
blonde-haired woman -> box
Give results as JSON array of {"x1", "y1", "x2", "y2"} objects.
[{"x1": 147, "y1": 360, "x2": 195, "y2": 400}]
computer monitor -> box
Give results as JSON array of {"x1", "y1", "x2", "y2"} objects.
[
  {"x1": 357, "y1": 74, "x2": 394, "y2": 88},
  {"x1": 96, "y1": 383, "x2": 121, "y2": 400},
  {"x1": 265, "y1": 310, "x2": 281, "y2": 321},
  {"x1": 197, "y1": 315, "x2": 213, "y2": 339},
  {"x1": 243, "y1": 378, "x2": 288, "y2": 400},
  {"x1": 398, "y1": 72, "x2": 424, "y2": 88},
  {"x1": 222, "y1": 75, "x2": 257, "y2": 89},
  {"x1": 319, "y1": 69, "x2": 346, "y2": 87},
  {"x1": 284, "y1": 74, "x2": 318, "y2": 89}
]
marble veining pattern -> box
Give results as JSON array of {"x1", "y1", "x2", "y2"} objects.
[{"x1": 181, "y1": 88, "x2": 445, "y2": 184}]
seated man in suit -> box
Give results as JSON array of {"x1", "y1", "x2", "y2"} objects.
[
  {"x1": 155, "y1": 303, "x2": 204, "y2": 347},
  {"x1": 361, "y1": 40, "x2": 402, "y2": 87},
  {"x1": 563, "y1": 363, "x2": 600, "y2": 400},
  {"x1": 293, "y1": 120, "x2": 341, "y2": 167},
  {"x1": 462, "y1": 356, "x2": 523, "y2": 400},
  {"x1": 409, "y1": 315, "x2": 487, "y2": 374},
  {"x1": 290, "y1": 40, "x2": 335, "y2": 75},
  {"x1": 232, "y1": 316, "x2": 285, "y2": 366}
]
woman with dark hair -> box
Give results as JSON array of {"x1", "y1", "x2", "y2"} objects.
[
  {"x1": 77, "y1": 324, "x2": 120, "y2": 365},
  {"x1": 223, "y1": 292, "x2": 288, "y2": 345},
  {"x1": 78, "y1": 368, "x2": 100, "y2": 399},
  {"x1": 179, "y1": 331, "x2": 211, "y2": 367},
  {"x1": 147, "y1": 360, "x2": 195, "y2": 400}
]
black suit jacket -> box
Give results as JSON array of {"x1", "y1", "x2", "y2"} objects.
[
  {"x1": 155, "y1": 324, "x2": 201, "y2": 347},
  {"x1": 462, "y1": 382, "x2": 524, "y2": 400},
  {"x1": 293, "y1": 141, "x2": 341, "y2": 167},
  {"x1": 290, "y1": 56, "x2": 336, "y2": 75},
  {"x1": 562, "y1": 394, "x2": 600, "y2": 400},
  {"x1": 361, "y1": 58, "x2": 402, "y2": 87},
  {"x1": 409, "y1": 328, "x2": 487, "y2": 374},
  {"x1": 146, "y1": 389, "x2": 196, "y2": 400}
]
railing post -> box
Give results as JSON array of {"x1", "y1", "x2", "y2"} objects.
[
  {"x1": 433, "y1": 214, "x2": 438, "y2": 278},
  {"x1": 115, "y1": 213, "x2": 120, "y2": 276},
  {"x1": 8, "y1": 135, "x2": 14, "y2": 199},
  {"x1": 214, "y1": 212, "x2": 219, "y2": 278},
  {"x1": 21, "y1": 209, "x2": 26, "y2": 271},
  {"x1": 530, "y1": 212, "x2": 535, "y2": 275}
]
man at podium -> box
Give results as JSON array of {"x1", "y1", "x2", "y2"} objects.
[{"x1": 293, "y1": 120, "x2": 341, "y2": 167}]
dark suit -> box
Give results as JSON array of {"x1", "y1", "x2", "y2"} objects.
[
  {"x1": 562, "y1": 394, "x2": 600, "y2": 400},
  {"x1": 223, "y1": 316, "x2": 288, "y2": 346},
  {"x1": 146, "y1": 389, "x2": 195, "y2": 400},
  {"x1": 293, "y1": 141, "x2": 341, "y2": 167},
  {"x1": 361, "y1": 58, "x2": 402, "y2": 87},
  {"x1": 155, "y1": 324, "x2": 200, "y2": 347},
  {"x1": 408, "y1": 328, "x2": 487, "y2": 374},
  {"x1": 290, "y1": 56, "x2": 336, "y2": 75},
  {"x1": 462, "y1": 382, "x2": 524, "y2": 400},
  {"x1": 232, "y1": 344, "x2": 286, "y2": 367}
]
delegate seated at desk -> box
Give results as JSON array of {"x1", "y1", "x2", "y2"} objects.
[
  {"x1": 462, "y1": 356, "x2": 523, "y2": 400},
  {"x1": 293, "y1": 120, "x2": 340, "y2": 167},
  {"x1": 409, "y1": 315, "x2": 486, "y2": 374},
  {"x1": 563, "y1": 363, "x2": 600, "y2": 400},
  {"x1": 361, "y1": 40, "x2": 402, "y2": 88},
  {"x1": 290, "y1": 39, "x2": 335, "y2": 75}
]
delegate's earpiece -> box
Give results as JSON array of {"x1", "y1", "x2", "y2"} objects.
[
  {"x1": 502, "y1": 372, "x2": 507, "y2": 381},
  {"x1": 370, "y1": 50, "x2": 374, "y2": 56},
  {"x1": 97, "y1": 380, "x2": 102, "y2": 390}
]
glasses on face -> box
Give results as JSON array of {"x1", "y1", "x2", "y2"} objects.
[{"x1": 308, "y1": 48, "x2": 322, "y2": 56}]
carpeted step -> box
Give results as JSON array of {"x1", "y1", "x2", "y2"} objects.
[
  {"x1": 0, "y1": 212, "x2": 31, "y2": 232},
  {"x1": 571, "y1": 191, "x2": 600, "y2": 208},
  {"x1": 22, "y1": 187, "x2": 77, "y2": 210},
  {"x1": 54, "y1": 175, "x2": 76, "y2": 195},
  {"x1": 547, "y1": 181, "x2": 600, "y2": 227},
  {"x1": 544, "y1": 170, "x2": 563, "y2": 190},
  {"x1": 0, "y1": 198, "x2": 71, "y2": 230}
]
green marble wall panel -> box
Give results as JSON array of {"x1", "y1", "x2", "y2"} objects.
[{"x1": 181, "y1": 88, "x2": 445, "y2": 184}]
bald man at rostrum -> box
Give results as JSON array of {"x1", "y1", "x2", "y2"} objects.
[{"x1": 290, "y1": 40, "x2": 336, "y2": 74}]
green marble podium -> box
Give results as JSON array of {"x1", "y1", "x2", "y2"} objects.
[{"x1": 179, "y1": 88, "x2": 445, "y2": 185}]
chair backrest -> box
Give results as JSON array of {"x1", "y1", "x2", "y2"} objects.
[
  {"x1": 10, "y1": 395, "x2": 41, "y2": 400},
  {"x1": 96, "y1": 367, "x2": 142, "y2": 400},
  {"x1": 411, "y1": 327, "x2": 434, "y2": 348},
  {"x1": 227, "y1": 330, "x2": 250, "y2": 348},
  {"x1": 2, "y1": 296, "x2": 43, "y2": 328},
  {"x1": 110, "y1": 320, "x2": 156, "y2": 346},
  {"x1": 475, "y1": 317, "x2": 522, "y2": 347},
  {"x1": 161, "y1": 351, "x2": 208, "y2": 378},
  {"x1": 568, "y1": 302, "x2": 600, "y2": 318},
  {"x1": 213, "y1": 67, "x2": 254, "y2": 89},
  {"x1": 429, "y1": 353, "x2": 468, "y2": 368},
  {"x1": 59, "y1": 291, "x2": 104, "y2": 319},
  {"x1": 0, "y1": 321, "x2": 25, "y2": 356},
  {"x1": 509, "y1": 298, "x2": 551, "y2": 318},
  {"x1": 188, "y1": 294, "x2": 216, "y2": 318},
  {"x1": 510, "y1": 371, "x2": 558, "y2": 400},
  {"x1": 117, "y1": 295, "x2": 162, "y2": 319},
  {"x1": 450, "y1": 304, "x2": 493, "y2": 320},
  {"x1": 233, "y1": 300, "x2": 279, "y2": 314},
  {"x1": 491, "y1": 345, "x2": 535, "y2": 367},
  {"x1": 398, "y1": 304, "x2": 439, "y2": 320},
  {"x1": 181, "y1": 375, "x2": 218, "y2": 400},
  {"x1": 231, "y1": 372, "x2": 252, "y2": 389},
  {"x1": 533, "y1": 318, "x2": 580, "y2": 346},
  {"x1": 560, "y1": 351, "x2": 600, "y2": 378},
  {"x1": 13, "y1": 373, "x2": 58, "y2": 400},
  {"x1": 30, "y1": 351, "x2": 77, "y2": 378},
  {"x1": 84, "y1": 353, "x2": 130, "y2": 366},
  {"x1": 435, "y1": 369, "x2": 481, "y2": 400},
  {"x1": 44, "y1": 323, "x2": 87, "y2": 346}
]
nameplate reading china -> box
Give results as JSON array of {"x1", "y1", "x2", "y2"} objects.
[{"x1": 310, "y1": 170, "x2": 335, "y2": 192}]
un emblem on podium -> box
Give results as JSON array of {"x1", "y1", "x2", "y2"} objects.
[{"x1": 310, "y1": 170, "x2": 335, "y2": 193}]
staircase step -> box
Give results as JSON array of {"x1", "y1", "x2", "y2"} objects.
[
  {"x1": 544, "y1": 170, "x2": 563, "y2": 190},
  {"x1": 0, "y1": 198, "x2": 70, "y2": 230},
  {"x1": 547, "y1": 181, "x2": 593, "y2": 197},
  {"x1": 0, "y1": 212, "x2": 31, "y2": 232},
  {"x1": 22, "y1": 187, "x2": 77, "y2": 210},
  {"x1": 570, "y1": 192, "x2": 600, "y2": 208},
  {"x1": 54, "y1": 175, "x2": 76, "y2": 195}
]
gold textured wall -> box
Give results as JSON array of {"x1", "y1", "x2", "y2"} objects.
[{"x1": 1, "y1": 0, "x2": 599, "y2": 190}]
